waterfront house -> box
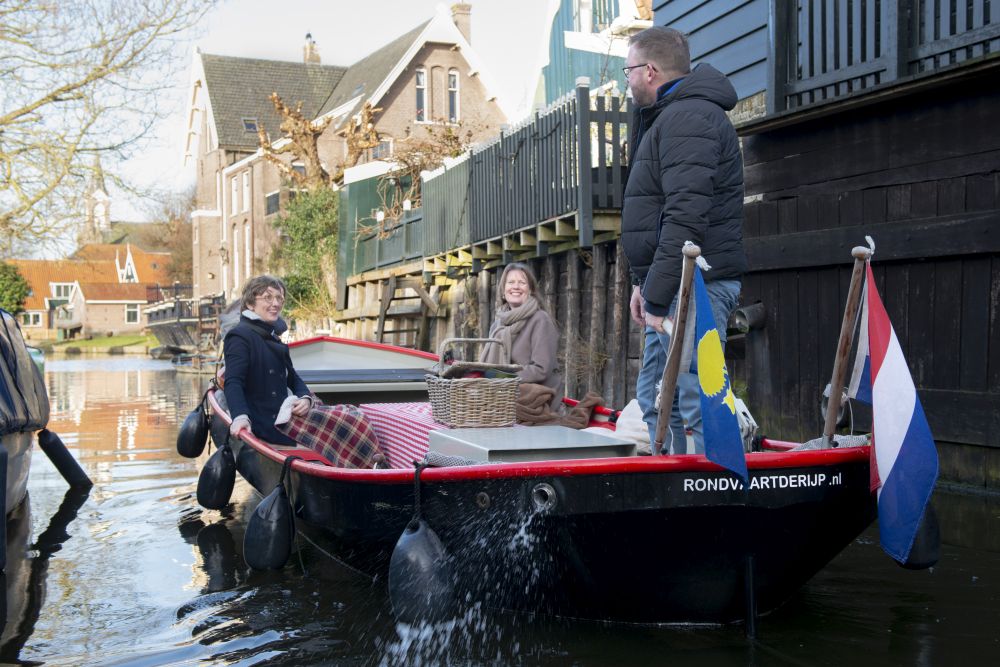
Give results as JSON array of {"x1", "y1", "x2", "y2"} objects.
[{"x1": 183, "y1": 3, "x2": 509, "y2": 302}]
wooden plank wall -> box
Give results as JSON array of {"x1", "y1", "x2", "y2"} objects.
[{"x1": 738, "y1": 70, "x2": 1000, "y2": 489}]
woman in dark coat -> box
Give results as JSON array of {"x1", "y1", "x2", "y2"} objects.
[{"x1": 223, "y1": 275, "x2": 311, "y2": 445}]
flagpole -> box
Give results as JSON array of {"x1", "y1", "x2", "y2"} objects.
[
  {"x1": 823, "y1": 246, "x2": 873, "y2": 446},
  {"x1": 653, "y1": 243, "x2": 700, "y2": 453}
]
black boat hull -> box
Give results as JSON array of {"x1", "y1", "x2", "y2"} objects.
[{"x1": 222, "y1": 417, "x2": 875, "y2": 624}]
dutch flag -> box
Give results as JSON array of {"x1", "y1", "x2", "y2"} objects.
[{"x1": 852, "y1": 263, "x2": 939, "y2": 563}]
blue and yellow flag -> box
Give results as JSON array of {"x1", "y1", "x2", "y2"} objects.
[{"x1": 693, "y1": 268, "x2": 748, "y2": 482}]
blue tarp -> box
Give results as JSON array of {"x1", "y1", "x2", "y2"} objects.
[{"x1": 0, "y1": 310, "x2": 48, "y2": 435}]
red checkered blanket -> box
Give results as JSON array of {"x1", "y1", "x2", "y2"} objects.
[{"x1": 276, "y1": 404, "x2": 386, "y2": 469}]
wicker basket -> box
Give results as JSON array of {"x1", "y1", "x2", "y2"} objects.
[{"x1": 426, "y1": 337, "x2": 520, "y2": 428}]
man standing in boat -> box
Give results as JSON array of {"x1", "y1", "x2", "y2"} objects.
[{"x1": 621, "y1": 26, "x2": 748, "y2": 454}]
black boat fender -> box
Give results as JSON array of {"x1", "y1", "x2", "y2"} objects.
[
  {"x1": 388, "y1": 462, "x2": 456, "y2": 624},
  {"x1": 37, "y1": 429, "x2": 93, "y2": 489},
  {"x1": 177, "y1": 393, "x2": 210, "y2": 458},
  {"x1": 196, "y1": 434, "x2": 236, "y2": 510},
  {"x1": 243, "y1": 455, "x2": 301, "y2": 570}
]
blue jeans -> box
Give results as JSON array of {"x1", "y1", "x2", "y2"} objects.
[{"x1": 637, "y1": 279, "x2": 741, "y2": 454}]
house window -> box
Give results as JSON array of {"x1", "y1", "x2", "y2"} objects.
[
  {"x1": 415, "y1": 68, "x2": 426, "y2": 122},
  {"x1": 265, "y1": 191, "x2": 280, "y2": 215},
  {"x1": 230, "y1": 176, "x2": 239, "y2": 217},
  {"x1": 242, "y1": 171, "x2": 250, "y2": 212},
  {"x1": 125, "y1": 304, "x2": 139, "y2": 324},
  {"x1": 233, "y1": 224, "x2": 240, "y2": 289},
  {"x1": 242, "y1": 118, "x2": 259, "y2": 132},
  {"x1": 372, "y1": 139, "x2": 393, "y2": 160},
  {"x1": 21, "y1": 312, "x2": 41, "y2": 327},
  {"x1": 244, "y1": 223, "x2": 251, "y2": 279},
  {"x1": 448, "y1": 69, "x2": 460, "y2": 122},
  {"x1": 291, "y1": 163, "x2": 305, "y2": 176},
  {"x1": 53, "y1": 283, "x2": 74, "y2": 299}
]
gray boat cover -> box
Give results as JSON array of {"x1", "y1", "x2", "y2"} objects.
[{"x1": 0, "y1": 310, "x2": 49, "y2": 434}]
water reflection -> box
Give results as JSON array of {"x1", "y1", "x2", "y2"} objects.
[{"x1": 3, "y1": 356, "x2": 998, "y2": 666}]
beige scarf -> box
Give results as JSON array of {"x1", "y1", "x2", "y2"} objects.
[{"x1": 480, "y1": 296, "x2": 540, "y2": 365}]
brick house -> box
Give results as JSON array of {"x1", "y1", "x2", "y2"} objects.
[
  {"x1": 10, "y1": 244, "x2": 172, "y2": 340},
  {"x1": 183, "y1": 3, "x2": 509, "y2": 300}
]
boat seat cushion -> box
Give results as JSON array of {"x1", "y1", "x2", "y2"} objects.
[{"x1": 358, "y1": 402, "x2": 443, "y2": 468}]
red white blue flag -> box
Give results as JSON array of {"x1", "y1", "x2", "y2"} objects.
[{"x1": 863, "y1": 263, "x2": 939, "y2": 563}]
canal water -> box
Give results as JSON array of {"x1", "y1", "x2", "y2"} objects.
[{"x1": 4, "y1": 356, "x2": 998, "y2": 665}]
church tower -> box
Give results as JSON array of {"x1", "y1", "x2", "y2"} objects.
[{"x1": 81, "y1": 155, "x2": 111, "y2": 245}]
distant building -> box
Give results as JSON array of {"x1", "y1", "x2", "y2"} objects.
[
  {"x1": 183, "y1": 3, "x2": 509, "y2": 300},
  {"x1": 10, "y1": 244, "x2": 172, "y2": 340},
  {"x1": 536, "y1": 0, "x2": 651, "y2": 106}
]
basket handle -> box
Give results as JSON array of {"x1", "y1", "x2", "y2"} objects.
[{"x1": 437, "y1": 337, "x2": 510, "y2": 365}]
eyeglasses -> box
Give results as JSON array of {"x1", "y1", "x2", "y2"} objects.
[
  {"x1": 256, "y1": 293, "x2": 285, "y2": 305},
  {"x1": 622, "y1": 63, "x2": 649, "y2": 77}
]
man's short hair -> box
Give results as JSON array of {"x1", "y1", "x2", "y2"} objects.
[{"x1": 629, "y1": 26, "x2": 691, "y2": 76}]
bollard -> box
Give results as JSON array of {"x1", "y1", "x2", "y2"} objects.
[{"x1": 37, "y1": 429, "x2": 93, "y2": 489}]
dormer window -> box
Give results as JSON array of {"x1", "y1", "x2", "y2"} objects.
[
  {"x1": 415, "y1": 68, "x2": 426, "y2": 122},
  {"x1": 242, "y1": 118, "x2": 259, "y2": 132}
]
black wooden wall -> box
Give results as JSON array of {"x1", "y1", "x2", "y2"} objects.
[{"x1": 737, "y1": 67, "x2": 1000, "y2": 489}]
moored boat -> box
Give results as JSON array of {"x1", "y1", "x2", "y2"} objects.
[
  {"x1": 0, "y1": 311, "x2": 48, "y2": 517},
  {"x1": 202, "y1": 333, "x2": 878, "y2": 624}
]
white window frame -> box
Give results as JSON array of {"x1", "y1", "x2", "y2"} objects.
[
  {"x1": 415, "y1": 67, "x2": 427, "y2": 122},
  {"x1": 125, "y1": 304, "x2": 139, "y2": 324},
  {"x1": 448, "y1": 69, "x2": 460, "y2": 123},
  {"x1": 244, "y1": 222, "x2": 251, "y2": 279},
  {"x1": 52, "y1": 283, "x2": 74, "y2": 299},
  {"x1": 232, "y1": 224, "x2": 240, "y2": 290},
  {"x1": 21, "y1": 312, "x2": 41, "y2": 327},
  {"x1": 242, "y1": 171, "x2": 250, "y2": 212},
  {"x1": 230, "y1": 176, "x2": 239, "y2": 218}
]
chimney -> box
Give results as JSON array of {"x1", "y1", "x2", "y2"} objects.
[
  {"x1": 450, "y1": 3, "x2": 471, "y2": 43},
  {"x1": 303, "y1": 33, "x2": 321, "y2": 64}
]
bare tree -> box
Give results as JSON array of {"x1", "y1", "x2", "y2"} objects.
[
  {"x1": 138, "y1": 187, "x2": 195, "y2": 283},
  {"x1": 0, "y1": 0, "x2": 213, "y2": 254}
]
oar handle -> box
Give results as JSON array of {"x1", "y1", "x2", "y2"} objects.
[
  {"x1": 653, "y1": 244, "x2": 701, "y2": 453},
  {"x1": 823, "y1": 246, "x2": 873, "y2": 444}
]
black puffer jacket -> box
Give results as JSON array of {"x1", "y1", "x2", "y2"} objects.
[{"x1": 622, "y1": 63, "x2": 748, "y2": 316}]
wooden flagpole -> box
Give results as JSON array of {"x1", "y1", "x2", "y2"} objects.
[
  {"x1": 822, "y1": 246, "x2": 873, "y2": 446},
  {"x1": 653, "y1": 244, "x2": 701, "y2": 453}
]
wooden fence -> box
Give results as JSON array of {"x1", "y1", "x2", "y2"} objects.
[{"x1": 768, "y1": 0, "x2": 1000, "y2": 112}]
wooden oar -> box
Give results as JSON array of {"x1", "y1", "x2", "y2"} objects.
[
  {"x1": 822, "y1": 246, "x2": 873, "y2": 446},
  {"x1": 653, "y1": 244, "x2": 701, "y2": 453}
]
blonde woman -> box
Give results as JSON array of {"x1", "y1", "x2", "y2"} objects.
[{"x1": 480, "y1": 263, "x2": 564, "y2": 410}]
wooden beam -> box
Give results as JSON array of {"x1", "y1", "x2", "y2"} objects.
[
  {"x1": 592, "y1": 213, "x2": 620, "y2": 232},
  {"x1": 519, "y1": 229, "x2": 538, "y2": 247},
  {"x1": 555, "y1": 218, "x2": 577, "y2": 237}
]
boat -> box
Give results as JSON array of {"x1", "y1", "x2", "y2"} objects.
[
  {"x1": 0, "y1": 310, "x2": 91, "y2": 572},
  {"x1": 0, "y1": 311, "x2": 48, "y2": 519},
  {"x1": 201, "y1": 331, "x2": 879, "y2": 625},
  {"x1": 171, "y1": 353, "x2": 221, "y2": 376},
  {"x1": 192, "y1": 243, "x2": 941, "y2": 626}
]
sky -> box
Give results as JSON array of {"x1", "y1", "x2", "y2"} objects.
[{"x1": 116, "y1": 0, "x2": 554, "y2": 222}]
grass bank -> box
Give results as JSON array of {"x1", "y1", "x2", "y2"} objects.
[{"x1": 42, "y1": 333, "x2": 158, "y2": 354}]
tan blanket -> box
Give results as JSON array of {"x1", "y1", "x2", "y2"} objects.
[{"x1": 516, "y1": 383, "x2": 605, "y2": 429}]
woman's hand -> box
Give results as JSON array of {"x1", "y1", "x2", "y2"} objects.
[
  {"x1": 230, "y1": 414, "x2": 252, "y2": 436},
  {"x1": 290, "y1": 396, "x2": 312, "y2": 416}
]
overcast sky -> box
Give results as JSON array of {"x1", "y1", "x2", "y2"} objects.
[{"x1": 117, "y1": 0, "x2": 554, "y2": 222}]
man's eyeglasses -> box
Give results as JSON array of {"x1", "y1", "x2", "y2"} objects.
[
  {"x1": 622, "y1": 63, "x2": 649, "y2": 77},
  {"x1": 256, "y1": 293, "x2": 285, "y2": 305}
]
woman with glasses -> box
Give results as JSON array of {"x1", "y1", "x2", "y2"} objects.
[
  {"x1": 222, "y1": 275, "x2": 385, "y2": 468},
  {"x1": 223, "y1": 275, "x2": 312, "y2": 446}
]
